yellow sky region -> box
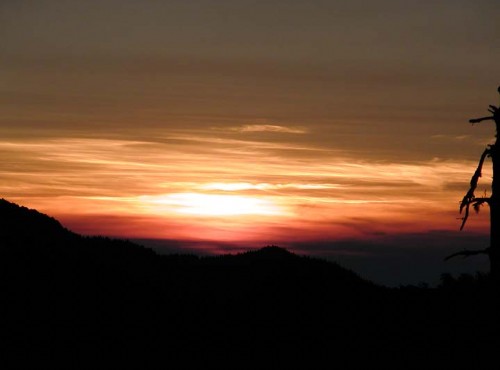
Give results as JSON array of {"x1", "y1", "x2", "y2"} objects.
[
  {"x1": 0, "y1": 135, "x2": 491, "y2": 243},
  {"x1": 139, "y1": 193, "x2": 283, "y2": 217}
]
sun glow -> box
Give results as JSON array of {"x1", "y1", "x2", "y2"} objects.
[
  {"x1": 1, "y1": 135, "x2": 491, "y2": 243},
  {"x1": 139, "y1": 193, "x2": 284, "y2": 217}
]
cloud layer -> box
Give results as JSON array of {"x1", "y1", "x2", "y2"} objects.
[{"x1": 0, "y1": 128, "x2": 491, "y2": 246}]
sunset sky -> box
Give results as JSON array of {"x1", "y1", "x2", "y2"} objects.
[{"x1": 1, "y1": 1, "x2": 499, "y2": 285}]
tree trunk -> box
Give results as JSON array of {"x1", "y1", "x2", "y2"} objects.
[
  {"x1": 490, "y1": 138, "x2": 500, "y2": 285},
  {"x1": 450, "y1": 89, "x2": 500, "y2": 287}
]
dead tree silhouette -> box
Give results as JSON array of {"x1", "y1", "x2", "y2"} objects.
[{"x1": 446, "y1": 86, "x2": 500, "y2": 284}]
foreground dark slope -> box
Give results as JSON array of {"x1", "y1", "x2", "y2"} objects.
[{"x1": 1, "y1": 199, "x2": 498, "y2": 367}]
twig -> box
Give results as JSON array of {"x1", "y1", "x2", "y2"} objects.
[
  {"x1": 470, "y1": 116, "x2": 493, "y2": 124},
  {"x1": 444, "y1": 247, "x2": 490, "y2": 261}
]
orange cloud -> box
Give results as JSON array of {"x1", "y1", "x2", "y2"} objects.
[
  {"x1": 233, "y1": 124, "x2": 307, "y2": 134},
  {"x1": 1, "y1": 132, "x2": 491, "y2": 247}
]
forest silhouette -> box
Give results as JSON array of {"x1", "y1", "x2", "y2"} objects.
[{"x1": 1, "y1": 198, "x2": 498, "y2": 368}]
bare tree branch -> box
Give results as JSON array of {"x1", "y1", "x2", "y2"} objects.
[
  {"x1": 459, "y1": 147, "x2": 491, "y2": 230},
  {"x1": 472, "y1": 197, "x2": 490, "y2": 212},
  {"x1": 470, "y1": 116, "x2": 494, "y2": 124},
  {"x1": 444, "y1": 247, "x2": 490, "y2": 261},
  {"x1": 469, "y1": 105, "x2": 499, "y2": 124}
]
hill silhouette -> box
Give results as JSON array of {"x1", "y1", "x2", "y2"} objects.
[{"x1": 1, "y1": 199, "x2": 497, "y2": 368}]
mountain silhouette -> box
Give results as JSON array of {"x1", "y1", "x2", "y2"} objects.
[
  {"x1": 0, "y1": 198, "x2": 371, "y2": 289},
  {"x1": 1, "y1": 198, "x2": 496, "y2": 368},
  {"x1": 1, "y1": 198, "x2": 74, "y2": 247}
]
